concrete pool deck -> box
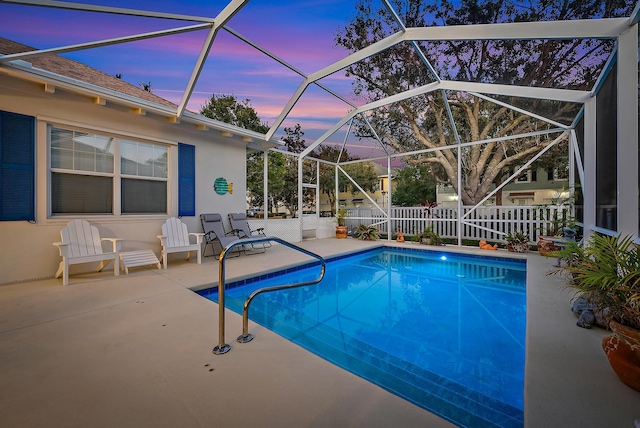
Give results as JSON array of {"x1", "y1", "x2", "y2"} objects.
[{"x1": 0, "y1": 238, "x2": 638, "y2": 427}]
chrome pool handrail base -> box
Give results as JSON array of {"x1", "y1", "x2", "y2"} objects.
[
  {"x1": 212, "y1": 343, "x2": 231, "y2": 355},
  {"x1": 214, "y1": 236, "x2": 325, "y2": 355}
]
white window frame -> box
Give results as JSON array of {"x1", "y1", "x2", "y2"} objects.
[
  {"x1": 514, "y1": 169, "x2": 532, "y2": 183},
  {"x1": 47, "y1": 123, "x2": 171, "y2": 218}
]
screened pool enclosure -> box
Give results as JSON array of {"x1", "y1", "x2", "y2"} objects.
[{"x1": 2, "y1": 0, "x2": 638, "y2": 243}]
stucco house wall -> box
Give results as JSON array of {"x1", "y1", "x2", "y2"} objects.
[{"x1": 0, "y1": 73, "x2": 248, "y2": 284}]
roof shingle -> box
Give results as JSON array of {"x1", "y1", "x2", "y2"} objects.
[{"x1": 0, "y1": 37, "x2": 177, "y2": 109}]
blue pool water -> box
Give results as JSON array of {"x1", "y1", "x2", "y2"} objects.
[{"x1": 199, "y1": 247, "x2": 526, "y2": 427}]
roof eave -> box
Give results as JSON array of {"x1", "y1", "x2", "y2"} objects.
[{"x1": 0, "y1": 60, "x2": 282, "y2": 150}]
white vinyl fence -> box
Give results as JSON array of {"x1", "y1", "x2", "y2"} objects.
[
  {"x1": 248, "y1": 205, "x2": 575, "y2": 244},
  {"x1": 344, "y1": 205, "x2": 575, "y2": 244}
]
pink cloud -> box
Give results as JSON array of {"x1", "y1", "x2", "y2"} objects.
[{"x1": 1, "y1": 1, "x2": 369, "y2": 147}]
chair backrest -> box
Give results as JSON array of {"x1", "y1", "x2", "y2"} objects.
[
  {"x1": 60, "y1": 219, "x2": 104, "y2": 257},
  {"x1": 161, "y1": 217, "x2": 191, "y2": 248},
  {"x1": 228, "y1": 213, "x2": 251, "y2": 236},
  {"x1": 201, "y1": 213, "x2": 227, "y2": 241}
]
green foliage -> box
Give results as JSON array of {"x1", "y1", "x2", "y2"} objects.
[
  {"x1": 200, "y1": 94, "x2": 269, "y2": 133},
  {"x1": 200, "y1": 94, "x2": 303, "y2": 214},
  {"x1": 547, "y1": 240, "x2": 586, "y2": 271},
  {"x1": 335, "y1": 209, "x2": 347, "y2": 226},
  {"x1": 392, "y1": 164, "x2": 437, "y2": 207},
  {"x1": 247, "y1": 124, "x2": 321, "y2": 217},
  {"x1": 281, "y1": 123, "x2": 307, "y2": 153},
  {"x1": 315, "y1": 146, "x2": 349, "y2": 212},
  {"x1": 551, "y1": 234, "x2": 640, "y2": 330},
  {"x1": 536, "y1": 186, "x2": 580, "y2": 236},
  {"x1": 420, "y1": 225, "x2": 442, "y2": 246},
  {"x1": 505, "y1": 231, "x2": 529, "y2": 245},
  {"x1": 505, "y1": 230, "x2": 529, "y2": 252},
  {"x1": 313, "y1": 146, "x2": 378, "y2": 215},
  {"x1": 343, "y1": 162, "x2": 379, "y2": 193},
  {"x1": 354, "y1": 224, "x2": 379, "y2": 241},
  {"x1": 277, "y1": 124, "x2": 311, "y2": 216},
  {"x1": 246, "y1": 151, "x2": 286, "y2": 211}
]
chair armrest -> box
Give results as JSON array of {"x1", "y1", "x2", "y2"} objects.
[
  {"x1": 53, "y1": 241, "x2": 69, "y2": 257},
  {"x1": 189, "y1": 232, "x2": 204, "y2": 245},
  {"x1": 232, "y1": 228, "x2": 248, "y2": 238},
  {"x1": 101, "y1": 237, "x2": 123, "y2": 252},
  {"x1": 252, "y1": 227, "x2": 265, "y2": 234},
  {"x1": 157, "y1": 235, "x2": 168, "y2": 247},
  {"x1": 203, "y1": 231, "x2": 218, "y2": 242}
]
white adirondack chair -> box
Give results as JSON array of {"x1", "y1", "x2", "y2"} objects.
[
  {"x1": 157, "y1": 217, "x2": 204, "y2": 268},
  {"x1": 53, "y1": 220, "x2": 123, "y2": 286}
]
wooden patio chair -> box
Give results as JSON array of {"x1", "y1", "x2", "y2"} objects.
[
  {"x1": 53, "y1": 219, "x2": 122, "y2": 286},
  {"x1": 157, "y1": 217, "x2": 204, "y2": 268}
]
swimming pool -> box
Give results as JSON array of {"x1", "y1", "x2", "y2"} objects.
[{"x1": 199, "y1": 247, "x2": 526, "y2": 427}]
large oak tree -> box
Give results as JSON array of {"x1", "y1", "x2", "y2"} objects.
[{"x1": 335, "y1": 0, "x2": 634, "y2": 204}]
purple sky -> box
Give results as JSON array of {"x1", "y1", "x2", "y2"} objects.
[
  {"x1": 2, "y1": 1, "x2": 629, "y2": 164},
  {"x1": 0, "y1": 0, "x2": 384, "y2": 152}
]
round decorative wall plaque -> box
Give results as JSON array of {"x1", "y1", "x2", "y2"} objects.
[{"x1": 214, "y1": 177, "x2": 233, "y2": 195}]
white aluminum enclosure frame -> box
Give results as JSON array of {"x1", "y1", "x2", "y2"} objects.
[{"x1": 1, "y1": 0, "x2": 638, "y2": 241}]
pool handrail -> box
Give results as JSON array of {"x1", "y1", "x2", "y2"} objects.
[{"x1": 213, "y1": 236, "x2": 326, "y2": 355}]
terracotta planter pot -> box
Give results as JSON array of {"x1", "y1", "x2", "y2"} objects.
[
  {"x1": 602, "y1": 320, "x2": 640, "y2": 392},
  {"x1": 537, "y1": 237, "x2": 559, "y2": 256},
  {"x1": 507, "y1": 243, "x2": 529, "y2": 253},
  {"x1": 335, "y1": 225, "x2": 348, "y2": 239}
]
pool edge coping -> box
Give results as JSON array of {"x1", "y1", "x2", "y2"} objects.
[{"x1": 193, "y1": 243, "x2": 527, "y2": 297}]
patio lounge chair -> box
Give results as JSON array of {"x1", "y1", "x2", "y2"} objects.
[
  {"x1": 53, "y1": 219, "x2": 123, "y2": 286},
  {"x1": 157, "y1": 217, "x2": 203, "y2": 268},
  {"x1": 228, "y1": 212, "x2": 270, "y2": 254},
  {"x1": 200, "y1": 213, "x2": 242, "y2": 259}
]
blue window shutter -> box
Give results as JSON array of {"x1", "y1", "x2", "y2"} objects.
[
  {"x1": 178, "y1": 143, "x2": 195, "y2": 216},
  {"x1": 0, "y1": 111, "x2": 35, "y2": 221}
]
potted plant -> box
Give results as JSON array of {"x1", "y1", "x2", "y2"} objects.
[
  {"x1": 535, "y1": 187, "x2": 579, "y2": 255},
  {"x1": 505, "y1": 230, "x2": 530, "y2": 253},
  {"x1": 420, "y1": 225, "x2": 442, "y2": 246},
  {"x1": 419, "y1": 227, "x2": 431, "y2": 245},
  {"x1": 335, "y1": 209, "x2": 348, "y2": 239},
  {"x1": 554, "y1": 234, "x2": 640, "y2": 391},
  {"x1": 354, "y1": 224, "x2": 379, "y2": 241}
]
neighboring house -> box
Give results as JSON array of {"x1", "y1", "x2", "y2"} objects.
[
  {"x1": 436, "y1": 166, "x2": 570, "y2": 207},
  {"x1": 317, "y1": 160, "x2": 568, "y2": 213},
  {"x1": 0, "y1": 38, "x2": 279, "y2": 284}
]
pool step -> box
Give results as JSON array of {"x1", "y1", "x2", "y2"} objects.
[{"x1": 247, "y1": 300, "x2": 523, "y2": 428}]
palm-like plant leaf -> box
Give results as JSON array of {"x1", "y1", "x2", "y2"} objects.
[{"x1": 565, "y1": 234, "x2": 640, "y2": 329}]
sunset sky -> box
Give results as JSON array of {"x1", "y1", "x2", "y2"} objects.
[
  {"x1": 2, "y1": 1, "x2": 628, "y2": 159},
  {"x1": 0, "y1": 0, "x2": 375, "y2": 150}
]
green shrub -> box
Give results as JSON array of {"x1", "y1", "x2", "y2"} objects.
[{"x1": 354, "y1": 224, "x2": 379, "y2": 241}]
